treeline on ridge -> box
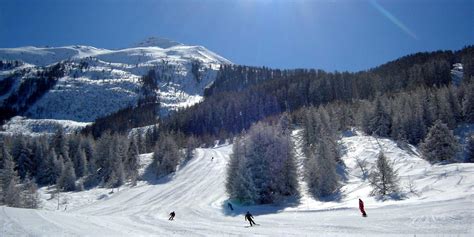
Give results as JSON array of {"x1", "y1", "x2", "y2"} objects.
[{"x1": 161, "y1": 46, "x2": 474, "y2": 140}]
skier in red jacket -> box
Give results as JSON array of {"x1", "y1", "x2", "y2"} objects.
[{"x1": 359, "y1": 199, "x2": 367, "y2": 217}]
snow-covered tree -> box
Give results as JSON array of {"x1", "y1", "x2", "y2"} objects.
[
  {"x1": 125, "y1": 138, "x2": 140, "y2": 186},
  {"x1": 226, "y1": 136, "x2": 257, "y2": 204},
  {"x1": 111, "y1": 136, "x2": 126, "y2": 187},
  {"x1": 226, "y1": 123, "x2": 298, "y2": 204},
  {"x1": 462, "y1": 83, "x2": 474, "y2": 123},
  {"x1": 420, "y1": 120, "x2": 460, "y2": 163},
  {"x1": 369, "y1": 151, "x2": 399, "y2": 197},
  {"x1": 21, "y1": 176, "x2": 40, "y2": 209},
  {"x1": 305, "y1": 138, "x2": 340, "y2": 198},
  {"x1": 300, "y1": 107, "x2": 340, "y2": 199},
  {"x1": 52, "y1": 127, "x2": 68, "y2": 158},
  {"x1": 37, "y1": 150, "x2": 59, "y2": 185},
  {"x1": 0, "y1": 150, "x2": 21, "y2": 207},
  {"x1": 185, "y1": 135, "x2": 198, "y2": 161},
  {"x1": 153, "y1": 134, "x2": 181, "y2": 177},
  {"x1": 4, "y1": 178, "x2": 21, "y2": 207},
  {"x1": 75, "y1": 150, "x2": 88, "y2": 178},
  {"x1": 11, "y1": 136, "x2": 34, "y2": 180},
  {"x1": 57, "y1": 156, "x2": 76, "y2": 191},
  {"x1": 368, "y1": 98, "x2": 392, "y2": 137}
]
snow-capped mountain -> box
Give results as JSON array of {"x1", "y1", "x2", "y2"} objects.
[{"x1": 0, "y1": 38, "x2": 231, "y2": 130}]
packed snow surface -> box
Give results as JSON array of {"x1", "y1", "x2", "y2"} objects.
[{"x1": 1, "y1": 133, "x2": 473, "y2": 236}]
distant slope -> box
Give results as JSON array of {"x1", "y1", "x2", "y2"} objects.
[{"x1": 0, "y1": 39, "x2": 231, "y2": 124}]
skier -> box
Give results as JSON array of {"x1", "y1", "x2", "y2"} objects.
[
  {"x1": 227, "y1": 202, "x2": 234, "y2": 211},
  {"x1": 211, "y1": 156, "x2": 214, "y2": 161},
  {"x1": 245, "y1": 211, "x2": 256, "y2": 226},
  {"x1": 359, "y1": 199, "x2": 367, "y2": 217},
  {"x1": 169, "y1": 211, "x2": 175, "y2": 220}
]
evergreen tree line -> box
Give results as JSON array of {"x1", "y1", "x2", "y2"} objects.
[
  {"x1": 209, "y1": 47, "x2": 473, "y2": 98},
  {"x1": 0, "y1": 143, "x2": 40, "y2": 208},
  {"x1": 161, "y1": 47, "x2": 473, "y2": 142},
  {"x1": 0, "y1": 60, "x2": 23, "y2": 70},
  {"x1": 0, "y1": 128, "x2": 140, "y2": 208},
  {"x1": 0, "y1": 128, "x2": 141, "y2": 189},
  {"x1": 292, "y1": 82, "x2": 473, "y2": 162},
  {"x1": 294, "y1": 82, "x2": 473, "y2": 200},
  {"x1": 359, "y1": 84, "x2": 473, "y2": 144},
  {"x1": 357, "y1": 83, "x2": 472, "y2": 162},
  {"x1": 0, "y1": 124, "x2": 198, "y2": 208}
]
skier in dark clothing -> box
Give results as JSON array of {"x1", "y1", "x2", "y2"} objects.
[
  {"x1": 245, "y1": 211, "x2": 256, "y2": 226},
  {"x1": 359, "y1": 199, "x2": 367, "y2": 217},
  {"x1": 169, "y1": 211, "x2": 175, "y2": 220},
  {"x1": 227, "y1": 202, "x2": 234, "y2": 211}
]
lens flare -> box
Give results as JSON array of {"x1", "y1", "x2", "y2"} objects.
[{"x1": 369, "y1": 0, "x2": 418, "y2": 40}]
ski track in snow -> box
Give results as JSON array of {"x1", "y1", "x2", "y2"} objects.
[{"x1": 1, "y1": 136, "x2": 474, "y2": 236}]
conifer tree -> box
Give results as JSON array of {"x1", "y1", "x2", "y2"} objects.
[
  {"x1": 226, "y1": 137, "x2": 257, "y2": 204},
  {"x1": 21, "y1": 176, "x2": 40, "y2": 209},
  {"x1": 226, "y1": 123, "x2": 298, "y2": 204},
  {"x1": 52, "y1": 127, "x2": 68, "y2": 158},
  {"x1": 462, "y1": 84, "x2": 474, "y2": 122},
  {"x1": 305, "y1": 138, "x2": 340, "y2": 198},
  {"x1": 185, "y1": 135, "x2": 198, "y2": 161},
  {"x1": 75, "y1": 150, "x2": 88, "y2": 178},
  {"x1": 126, "y1": 138, "x2": 140, "y2": 185},
  {"x1": 368, "y1": 98, "x2": 392, "y2": 137},
  {"x1": 57, "y1": 156, "x2": 76, "y2": 191},
  {"x1": 369, "y1": 152, "x2": 399, "y2": 197},
  {"x1": 153, "y1": 134, "x2": 181, "y2": 176},
  {"x1": 420, "y1": 120, "x2": 460, "y2": 162},
  {"x1": 303, "y1": 108, "x2": 340, "y2": 199},
  {"x1": 0, "y1": 150, "x2": 21, "y2": 207},
  {"x1": 466, "y1": 135, "x2": 474, "y2": 163}
]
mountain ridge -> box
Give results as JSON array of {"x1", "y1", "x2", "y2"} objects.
[{"x1": 0, "y1": 38, "x2": 232, "y2": 126}]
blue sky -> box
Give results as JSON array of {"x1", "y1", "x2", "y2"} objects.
[{"x1": 0, "y1": 0, "x2": 472, "y2": 71}]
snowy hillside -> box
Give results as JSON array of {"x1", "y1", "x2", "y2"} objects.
[
  {"x1": 0, "y1": 38, "x2": 231, "y2": 125},
  {"x1": 0, "y1": 116, "x2": 91, "y2": 136},
  {"x1": 1, "y1": 132, "x2": 472, "y2": 236}
]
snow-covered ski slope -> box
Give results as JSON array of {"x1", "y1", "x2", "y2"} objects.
[
  {"x1": 1, "y1": 133, "x2": 473, "y2": 236},
  {"x1": 0, "y1": 38, "x2": 231, "y2": 125}
]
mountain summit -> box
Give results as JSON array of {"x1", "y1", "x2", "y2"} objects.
[{"x1": 132, "y1": 37, "x2": 184, "y2": 48}]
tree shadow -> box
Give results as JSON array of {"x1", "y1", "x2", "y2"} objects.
[
  {"x1": 314, "y1": 191, "x2": 345, "y2": 202},
  {"x1": 373, "y1": 192, "x2": 406, "y2": 201},
  {"x1": 221, "y1": 197, "x2": 300, "y2": 217},
  {"x1": 336, "y1": 161, "x2": 349, "y2": 183},
  {"x1": 395, "y1": 140, "x2": 419, "y2": 157},
  {"x1": 140, "y1": 162, "x2": 174, "y2": 185}
]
